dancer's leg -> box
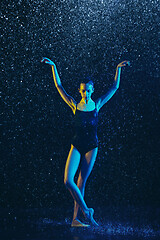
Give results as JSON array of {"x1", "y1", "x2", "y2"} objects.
[
  {"x1": 64, "y1": 145, "x2": 89, "y2": 214},
  {"x1": 73, "y1": 147, "x2": 98, "y2": 221}
]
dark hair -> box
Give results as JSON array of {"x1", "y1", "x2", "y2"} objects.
[
  {"x1": 79, "y1": 76, "x2": 94, "y2": 87},
  {"x1": 80, "y1": 80, "x2": 94, "y2": 86}
]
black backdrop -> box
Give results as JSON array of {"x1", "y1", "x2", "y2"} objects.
[{"x1": 1, "y1": 0, "x2": 159, "y2": 209}]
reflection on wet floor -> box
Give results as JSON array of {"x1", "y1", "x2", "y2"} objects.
[{"x1": 0, "y1": 206, "x2": 160, "y2": 240}]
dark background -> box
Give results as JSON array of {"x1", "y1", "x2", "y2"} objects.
[{"x1": 1, "y1": 0, "x2": 159, "y2": 210}]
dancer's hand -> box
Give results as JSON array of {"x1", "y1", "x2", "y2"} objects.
[
  {"x1": 41, "y1": 57, "x2": 55, "y2": 66},
  {"x1": 117, "y1": 60, "x2": 130, "y2": 68}
]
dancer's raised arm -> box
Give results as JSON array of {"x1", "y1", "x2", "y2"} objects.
[
  {"x1": 95, "y1": 60, "x2": 130, "y2": 111},
  {"x1": 41, "y1": 57, "x2": 76, "y2": 111}
]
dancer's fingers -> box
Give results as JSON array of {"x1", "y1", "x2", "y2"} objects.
[{"x1": 41, "y1": 57, "x2": 50, "y2": 63}]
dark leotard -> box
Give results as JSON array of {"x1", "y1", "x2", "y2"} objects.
[{"x1": 70, "y1": 104, "x2": 98, "y2": 155}]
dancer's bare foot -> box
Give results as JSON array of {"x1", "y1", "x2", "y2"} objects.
[
  {"x1": 84, "y1": 208, "x2": 99, "y2": 226},
  {"x1": 71, "y1": 219, "x2": 90, "y2": 227}
]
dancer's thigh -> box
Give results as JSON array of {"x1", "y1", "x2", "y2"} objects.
[
  {"x1": 64, "y1": 144, "x2": 81, "y2": 183},
  {"x1": 80, "y1": 147, "x2": 98, "y2": 183}
]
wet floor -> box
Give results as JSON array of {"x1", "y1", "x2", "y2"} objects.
[{"x1": 0, "y1": 206, "x2": 160, "y2": 240}]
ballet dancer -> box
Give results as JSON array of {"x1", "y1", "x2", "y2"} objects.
[{"x1": 41, "y1": 57, "x2": 130, "y2": 227}]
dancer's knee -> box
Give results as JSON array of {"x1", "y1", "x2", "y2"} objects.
[
  {"x1": 64, "y1": 178, "x2": 73, "y2": 188},
  {"x1": 77, "y1": 177, "x2": 86, "y2": 189}
]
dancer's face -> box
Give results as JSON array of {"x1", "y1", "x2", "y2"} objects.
[{"x1": 79, "y1": 83, "x2": 94, "y2": 101}]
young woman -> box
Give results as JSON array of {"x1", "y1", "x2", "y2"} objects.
[{"x1": 41, "y1": 57, "x2": 130, "y2": 227}]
